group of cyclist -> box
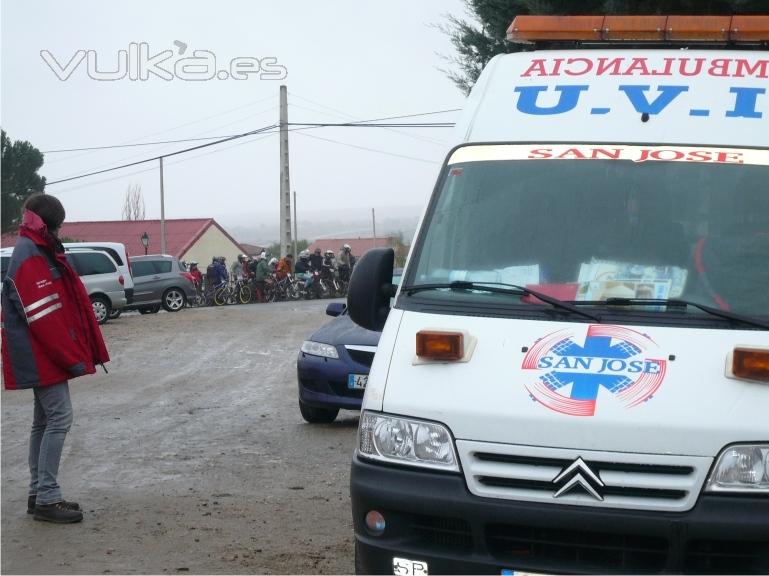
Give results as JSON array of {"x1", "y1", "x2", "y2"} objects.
[{"x1": 183, "y1": 243, "x2": 356, "y2": 305}]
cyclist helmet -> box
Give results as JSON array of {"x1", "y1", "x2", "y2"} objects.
[
  {"x1": 325, "y1": 249, "x2": 334, "y2": 257},
  {"x1": 343, "y1": 243, "x2": 351, "y2": 251},
  {"x1": 269, "y1": 257, "x2": 278, "y2": 266}
]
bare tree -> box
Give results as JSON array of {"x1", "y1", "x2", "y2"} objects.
[{"x1": 121, "y1": 183, "x2": 146, "y2": 220}]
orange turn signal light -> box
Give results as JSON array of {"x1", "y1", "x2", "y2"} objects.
[
  {"x1": 416, "y1": 331, "x2": 464, "y2": 361},
  {"x1": 732, "y1": 347, "x2": 769, "y2": 382}
]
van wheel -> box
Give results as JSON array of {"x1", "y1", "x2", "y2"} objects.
[
  {"x1": 162, "y1": 288, "x2": 186, "y2": 312},
  {"x1": 299, "y1": 400, "x2": 339, "y2": 423},
  {"x1": 138, "y1": 305, "x2": 161, "y2": 314},
  {"x1": 109, "y1": 309, "x2": 122, "y2": 320},
  {"x1": 90, "y1": 296, "x2": 111, "y2": 325}
]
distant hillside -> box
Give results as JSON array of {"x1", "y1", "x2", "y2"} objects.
[{"x1": 225, "y1": 210, "x2": 420, "y2": 246}]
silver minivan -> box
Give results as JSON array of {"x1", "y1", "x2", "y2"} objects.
[
  {"x1": 63, "y1": 241, "x2": 135, "y2": 318},
  {"x1": 65, "y1": 248, "x2": 127, "y2": 324}
]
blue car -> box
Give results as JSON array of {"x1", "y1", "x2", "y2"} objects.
[
  {"x1": 297, "y1": 301, "x2": 380, "y2": 423},
  {"x1": 297, "y1": 270, "x2": 402, "y2": 423}
]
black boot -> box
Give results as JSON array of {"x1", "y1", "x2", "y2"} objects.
[
  {"x1": 28, "y1": 495, "x2": 81, "y2": 514},
  {"x1": 33, "y1": 501, "x2": 84, "y2": 523}
]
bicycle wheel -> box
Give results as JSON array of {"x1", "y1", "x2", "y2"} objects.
[
  {"x1": 239, "y1": 284, "x2": 252, "y2": 304},
  {"x1": 214, "y1": 288, "x2": 228, "y2": 306}
]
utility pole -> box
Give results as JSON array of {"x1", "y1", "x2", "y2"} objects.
[
  {"x1": 279, "y1": 85, "x2": 293, "y2": 257},
  {"x1": 292, "y1": 189, "x2": 298, "y2": 258},
  {"x1": 372, "y1": 208, "x2": 377, "y2": 249},
  {"x1": 159, "y1": 157, "x2": 167, "y2": 255}
]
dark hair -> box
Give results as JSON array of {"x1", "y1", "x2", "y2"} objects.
[{"x1": 23, "y1": 193, "x2": 65, "y2": 231}]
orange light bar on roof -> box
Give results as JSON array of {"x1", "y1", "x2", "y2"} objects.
[
  {"x1": 603, "y1": 16, "x2": 667, "y2": 41},
  {"x1": 731, "y1": 15, "x2": 769, "y2": 42},
  {"x1": 507, "y1": 15, "x2": 769, "y2": 43},
  {"x1": 732, "y1": 347, "x2": 769, "y2": 382},
  {"x1": 667, "y1": 16, "x2": 731, "y2": 41},
  {"x1": 507, "y1": 15, "x2": 604, "y2": 42}
]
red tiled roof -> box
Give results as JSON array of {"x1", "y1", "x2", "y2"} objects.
[
  {"x1": 239, "y1": 242, "x2": 265, "y2": 256},
  {"x1": 306, "y1": 237, "x2": 392, "y2": 257},
  {"x1": 1, "y1": 218, "x2": 246, "y2": 259}
]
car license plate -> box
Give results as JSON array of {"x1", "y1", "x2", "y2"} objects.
[
  {"x1": 348, "y1": 374, "x2": 368, "y2": 389},
  {"x1": 501, "y1": 570, "x2": 552, "y2": 575},
  {"x1": 393, "y1": 557, "x2": 428, "y2": 575}
]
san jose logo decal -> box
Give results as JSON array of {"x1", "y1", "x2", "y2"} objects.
[{"x1": 522, "y1": 325, "x2": 666, "y2": 417}]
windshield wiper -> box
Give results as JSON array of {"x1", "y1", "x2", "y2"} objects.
[
  {"x1": 584, "y1": 298, "x2": 769, "y2": 330},
  {"x1": 402, "y1": 281, "x2": 601, "y2": 322}
]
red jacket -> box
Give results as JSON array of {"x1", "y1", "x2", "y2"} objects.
[{"x1": 1, "y1": 210, "x2": 110, "y2": 390}]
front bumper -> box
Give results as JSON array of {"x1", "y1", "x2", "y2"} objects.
[
  {"x1": 351, "y1": 453, "x2": 769, "y2": 575},
  {"x1": 296, "y1": 350, "x2": 370, "y2": 411}
]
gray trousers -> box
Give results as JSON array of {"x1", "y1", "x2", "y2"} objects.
[{"x1": 29, "y1": 382, "x2": 73, "y2": 505}]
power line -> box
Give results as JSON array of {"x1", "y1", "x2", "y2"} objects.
[
  {"x1": 294, "y1": 131, "x2": 440, "y2": 164},
  {"x1": 286, "y1": 122, "x2": 453, "y2": 128},
  {"x1": 44, "y1": 134, "x2": 258, "y2": 154},
  {"x1": 45, "y1": 109, "x2": 459, "y2": 186},
  {"x1": 52, "y1": 130, "x2": 280, "y2": 195},
  {"x1": 46, "y1": 124, "x2": 279, "y2": 186},
  {"x1": 42, "y1": 121, "x2": 452, "y2": 154},
  {"x1": 48, "y1": 105, "x2": 279, "y2": 182},
  {"x1": 43, "y1": 106, "x2": 459, "y2": 154},
  {"x1": 289, "y1": 93, "x2": 455, "y2": 147},
  {"x1": 43, "y1": 95, "x2": 276, "y2": 160}
]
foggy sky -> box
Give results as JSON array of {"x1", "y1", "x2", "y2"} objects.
[{"x1": 1, "y1": 0, "x2": 469, "y2": 238}]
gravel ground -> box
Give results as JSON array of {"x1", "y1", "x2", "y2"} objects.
[{"x1": 1, "y1": 300, "x2": 359, "y2": 575}]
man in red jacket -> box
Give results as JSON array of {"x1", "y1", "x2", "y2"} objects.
[{"x1": 1, "y1": 194, "x2": 110, "y2": 523}]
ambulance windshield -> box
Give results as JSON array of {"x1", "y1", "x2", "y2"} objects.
[{"x1": 407, "y1": 144, "x2": 769, "y2": 322}]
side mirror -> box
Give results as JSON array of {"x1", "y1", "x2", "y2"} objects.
[
  {"x1": 326, "y1": 302, "x2": 346, "y2": 317},
  {"x1": 347, "y1": 248, "x2": 395, "y2": 332}
]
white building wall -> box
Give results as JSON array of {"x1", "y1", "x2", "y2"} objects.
[{"x1": 181, "y1": 226, "x2": 243, "y2": 269}]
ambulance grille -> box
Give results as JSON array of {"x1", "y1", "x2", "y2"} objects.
[{"x1": 457, "y1": 441, "x2": 712, "y2": 513}]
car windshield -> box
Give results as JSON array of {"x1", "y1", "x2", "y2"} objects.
[{"x1": 406, "y1": 144, "x2": 769, "y2": 321}]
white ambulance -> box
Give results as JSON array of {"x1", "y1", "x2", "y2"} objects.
[{"x1": 347, "y1": 15, "x2": 769, "y2": 575}]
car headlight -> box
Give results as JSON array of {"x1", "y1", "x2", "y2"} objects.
[
  {"x1": 358, "y1": 411, "x2": 459, "y2": 472},
  {"x1": 705, "y1": 444, "x2": 769, "y2": 493},
  {"x1": 300, "y1": 341, "x2": 339, "y2": 359}
]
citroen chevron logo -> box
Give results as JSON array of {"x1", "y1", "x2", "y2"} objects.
[{"x1": 552, "y1": 457, "x2": 605, "y2": 501}]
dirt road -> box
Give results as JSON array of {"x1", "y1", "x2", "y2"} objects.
[{"x1": 1, "y1": 300, "x2": 359, "y2": 574}]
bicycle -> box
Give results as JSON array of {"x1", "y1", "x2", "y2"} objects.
[
  {"x1": 234, "y1": 278, "x2": 252, "y2": 304},
  {"x1": 264, "y1": 274, "x2": 298, "y2": 302},
  {"x1": 213, "y1": 279, "x2": 252, "y2": 306}
]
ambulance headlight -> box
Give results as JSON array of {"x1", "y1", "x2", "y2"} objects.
[
  {"x1": 705, "y1": 444, "x2": 769, "y2": 493},
  {"x1": 358, "y1": 411, "x2": 459, "y2": 472}
]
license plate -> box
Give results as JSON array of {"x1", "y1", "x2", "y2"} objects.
[
  {"x1": 501, "y1": 570, "x2": 552, "y2": 576},
  {"x1": 348, "y1": 374, "x2": 368, "y2": 389},
  {"x1": 393, "y1": 557, "x2": 428, "y2": 576}
]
